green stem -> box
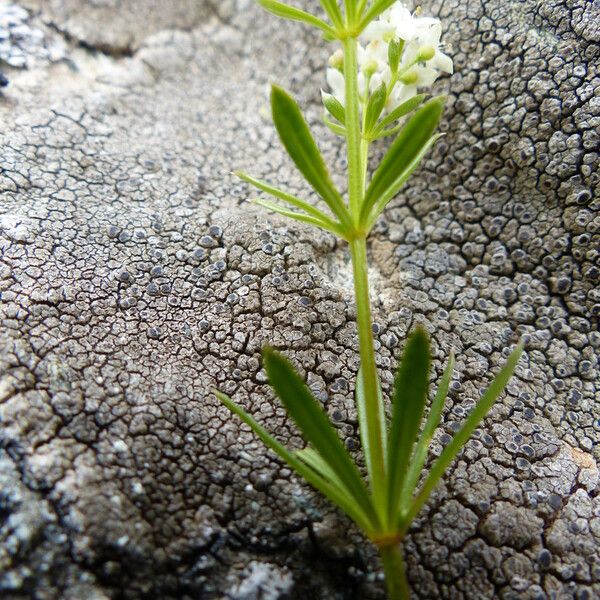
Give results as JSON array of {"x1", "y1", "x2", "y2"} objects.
[
  {"x1": 350, "y1": 236, "x2": 386, "y2": 516},
  {"x1": 360, "y1": 137, "x2": 369, "y2": 189},
  {"x1": 359, "y1": 85, "x2": 370, "y2": 191},
  {"x1": 342, "y1": 37, "x2": 363, "y2": 222},
  {"x1": 379, "y1": 544, "x2": 410, "y2": 600},
  {"x1": 343, "y1": 31, "x2": 385, "y2": 521}
]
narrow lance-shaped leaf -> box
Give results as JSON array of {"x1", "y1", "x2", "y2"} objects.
[
  {"x1": 257, "y1": 0, "x2": 335, "y2": 34},
  {"x1": 399, "y1": 352, "x2": 455, "y2": 511},
  {"x1": 253, "y1": 199, "x2": 346, "y2": 238},
  {"x1": 324, "y1": 116, "x2": 347, "y2": 138},
  {"x1": 318, "y1": 0, "x2": 344, "y2": 27},
  {"x1": 236, "y1": 171, "x2": 339, "y2": 223},
  {"x1": 296, "y1": 446, "x2": 346, "y2": 490},
  {"x1": 263, "y1": 348, "x2": 380, "y2": 527},
  {"x1": 365, "y1": 133, "x2": 443, "y2": 231},
  {"x1": 399, "y1": 342, "x2": 524, "y2": 531},
  {"x1": 375, "y1": 93, "x2": 428, "y2": 133},
  {"x1": 364, "y1": 83, "x2": 387, "y2": 135},
  {"x1": 386, "y1": 327, "x2": 430, "y2": 524},
  {"x1": 356, "y1": 364, "x2": 388, "y2": 489},
  {"x1": 387, "y1": 39, "x2": 402, "y2": 74},
  {"x1": 356, "y1": 0, "x2": 369, "y2": 17},
  {"x1": 360, "y1": 96, "x2": 445, "y2": 226},
  {"x1": 271, "y1": 85, "x2": 352, "y2": 228},
  {"x1": 214, "y1": 390, "x2": 376, "y2": 533},
  {"x1": 344, "y1": 0, "x2": 359, "y2": 23},
  {"x1": 322, "y1": 91, "x2": 346, "y2": 125},
  {"x1": 358, "y1": 0, "x2": 397, "y2": 31}
]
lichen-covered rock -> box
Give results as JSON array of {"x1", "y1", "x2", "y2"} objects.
[{"x1": 0, "y1": 0, "x2": 598, "y2": 598}]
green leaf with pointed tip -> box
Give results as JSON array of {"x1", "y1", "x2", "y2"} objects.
[
  {"x1": 257, "y1": 0, "x2": 335, "y2": 34},
  {"x1": 386, "y1": 327, "x2": 430, "y2": 524},
  {"x1": 214, "y1": 390, "x2": 376, "y2": 533},
  {"x1": 296, "y1": 447, "x2": 346, "y2": 490},
  {"x1": 324, "y1": 116, "x2": 347, "y2": 137},
  {"x1": 263, "y1": 348, "x2": 379, "y2": 527},
  {"x1": 271, "y1": 85, "x2": 351, "y2": 228},
  {"x1": 357, "y1": 0, "x2": 369, "y2": 18},
  {"x1": 356, "y1": 364, "x2": 388, "y2": 489},
  {"x1": 364, "y1": 83, "x2": 387, "y2": 134},
  {"x1": 375, "y1": 93, "x2": 428, "y2": 133},
  {"x1": 360, "y1": 96, "x2": 445, "y2": 227},
  {"x1": 388, "y1": 39, "x2": 402, "y2": 73},
  {"x1": 322, "y1": 92, "x2": 346, "y2": 125},
  {"x1": 400, "y1": 342, "x2": 524, "y2": 531},
  {"x1": 358, "y1": 0, "x2": 397, "y2": 31},
  {"x1": 365, "y1": 133, "x2": 442, "y2": 231},
  {"x1": 235, "y1": 171, "x2": 344, "y2": 236},
  {"x1": 345, "y1": 0, "x2": 359, "y2": 23},
  {"x1": 319, "y1": 0, "x2": 343, "y2": 27},
  {"x1": 399, "y1": 352, "x2": 454, "y2": 511},
  {"x1": 253, "y1": 199, "x2": 346, "y2": 238}
]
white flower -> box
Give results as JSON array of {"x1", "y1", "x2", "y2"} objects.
[
  {"x1": 388, "y1": 4, "x2": 418, "y2": 41},
  {"x1": 325, "y1": 1, "x2": 453, "y2": 114},
  {"x1": 401, "y1": 16, "x2": 453, "y2": 76},
  {"x1": 358, "y1": 40, "x2": 391, "y2": 95},
  {"x1": 388, "y1": 81, "x2": 417, "y2": 109}
]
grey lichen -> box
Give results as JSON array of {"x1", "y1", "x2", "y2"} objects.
[{"x1": 0, "y1": 0, "x2": 598, "y2": 598}]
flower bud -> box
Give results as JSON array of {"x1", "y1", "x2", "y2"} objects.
[
  {"x1": 362, "y1": 59, "x2": 379, "y2": 77},
  {"x1": 399, "y1": 70, "x2": 418, "y2": 84},
  {"x1": 417, "y1": 44, "x2": 436, "y2": 62}
]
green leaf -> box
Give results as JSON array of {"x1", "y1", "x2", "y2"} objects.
[
  {"x1": 364, "y1": 83, "x2": 387, "y2": 134},
  {"x1": 253, "y1": 199, "x2": 346, "y2": 238},
  {"x1": 296, "y1": 446, "x2": 345, "y2": 490},
  {"x1": 400, "y1": 342, "x2": 524, "y2": 531},
  {"x1": 375, "y1": 93, "x2": 428, "y2": 132},
  {"x1": 386, "y1": 327, "x2": 430, "y2": 524},
  {"x1": 271, "y1": 85, "x2": 352, "y2": 228},
  {"x1": 387, "y1": 39, "x2": 402, "y2": 73},
  {"x1": 365, "y1": 133, "x2": 442, "y2": 231},
  {"x1": 358, "y1": 0, "x2": 397, "y2": 31},
  {"x1": 360, "y1": 96, "x2": 445, "y2": 227},
  {"x1": 235, "y1": 171, "x2": 344, "y2": 234},
  {"x1": 322, "y1": 91, "x2": 346, "y2": 125},
  {"x1": 257, "y1": 0, "x2": 335, "y2": 34},
  {"x1": 344, "y1": 0, "x2": 359, "y2": 23},
  {"x1": 214, "y1": 390, "x2": 376, "y2": 533},
  {"x1": 319, "y1": 0, "x2": 343, "y2": 27},
  {"x1": 356, "y1": 0, "x2": 369, "y2": 19},
  {"x1": 399, "y1": 352, "x2": 454, "y2": 509},
  {"x1": 324, "y1": 116, "x2": 347, "y2": 137},
  {"x1": 263, "y1": 347, "x2": 379, "y2": 527},
  {"x1": 356, "y1": 364, "x2": 388, "y2": 489}
]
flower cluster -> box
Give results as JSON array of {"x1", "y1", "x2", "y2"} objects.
[{"x1": 326, "y1": 1, "x2": 453, "y2": 113}]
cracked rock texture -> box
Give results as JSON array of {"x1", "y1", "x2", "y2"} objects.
[{"x1": 0, "y1": 0, "x2": 598, "y2": 598}]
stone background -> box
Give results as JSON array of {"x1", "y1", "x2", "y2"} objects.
[{"x1": 0, "y1": 0, "x2": 598, "y2": 598}]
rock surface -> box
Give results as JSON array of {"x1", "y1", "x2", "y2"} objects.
[{"x1": 0, "y1": 0, "x2": 598, "y2": 598}]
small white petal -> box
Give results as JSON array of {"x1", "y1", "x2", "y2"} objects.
[
  {"x1": 357, "y1": 43, "x2": 367, "y2": 64},
  {"x1": 363, "y1": 21, "x2": 395, "y2": 42},
  {"x1": 401, "y1": 40, "x2": 420, "y2": 65},
  {"x1": 370, "y1": 72, "x2": 384, "y2": 93},
  {"x1": 358, "y1": 72, "x2": 367, "y2": 97},
  {"x1": 431, "y1": 50, "x2": 454, "y2": 74},
  {"x1": 390, "y1": 6, "x2": 417, "y2": 41},
  {"x1": 414, "y1": 65, "x2": 439, "y2": 87},
  {"x1": 366, "y1": 39, "x2": 389, "y2": 62},
  {"x1": 415, "y1": 19, "x2": 442, "y2": 42},
  {"x1": 388, "y1": 83, "x2": 418, "y2": 110},
  {"x1": 327, "y1": 68, "x2": 346, "y2": 105}
]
